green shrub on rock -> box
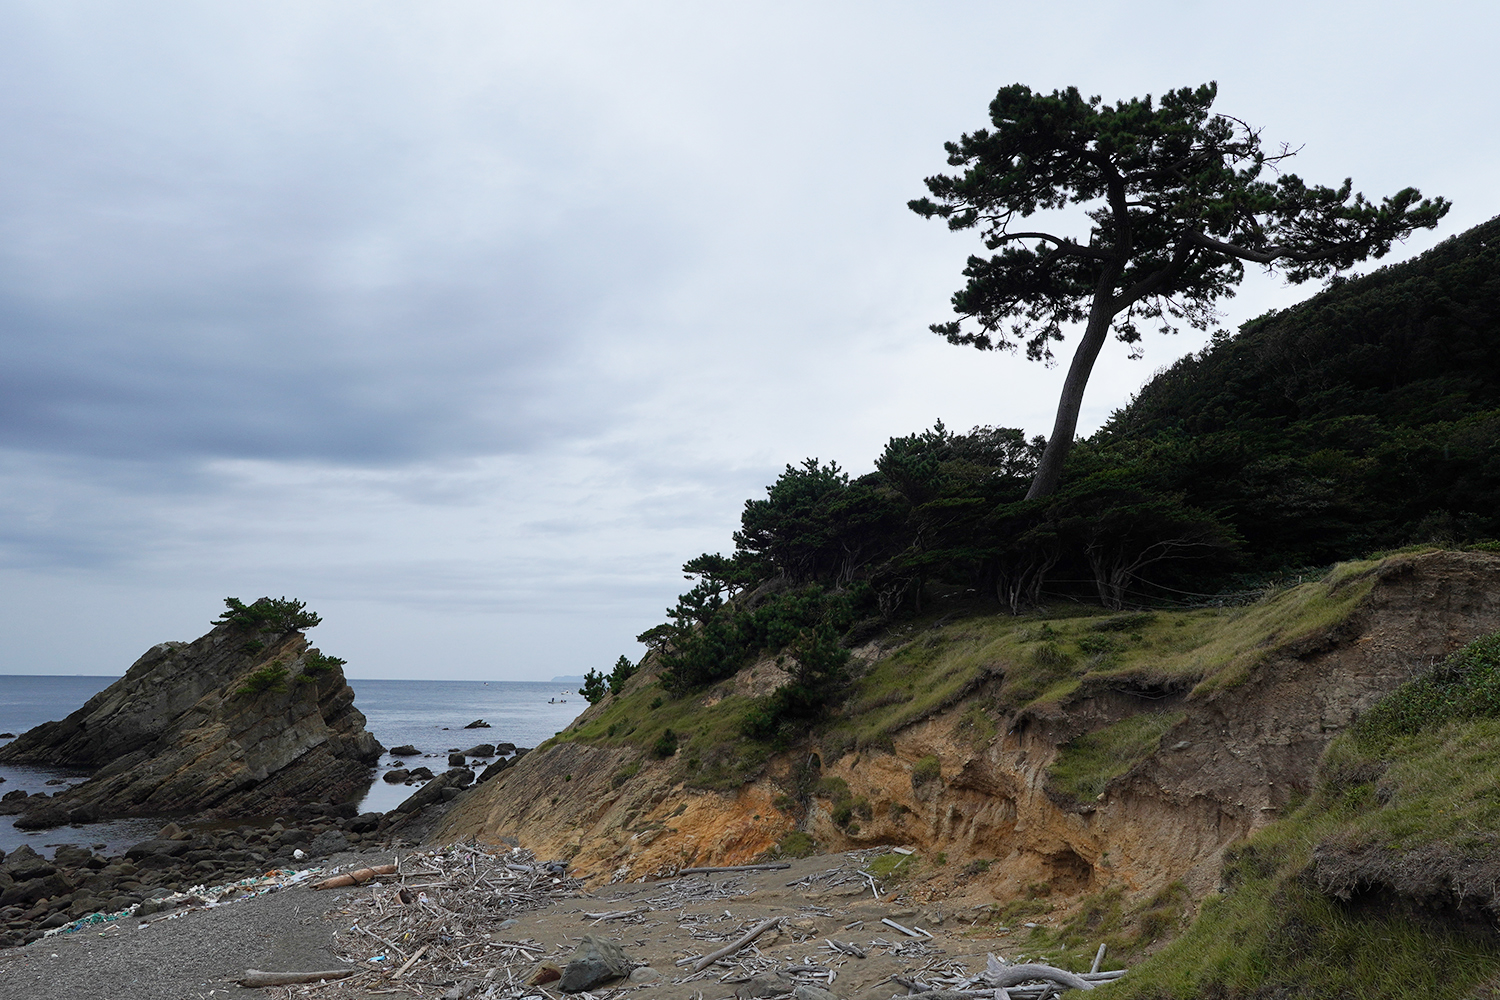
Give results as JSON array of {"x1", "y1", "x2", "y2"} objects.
[
  {"x1": 215, "y1": 597, "x2": 321, "y2": 634},
  {"x1": 236, "y1": 661, "x2": 289, "y2": 696},
  {"x1": 301, "y1": 651, "x2": 345, "y2": 676},
  {"x1": 651, "y1": 729, "x2": 679, "y2": 758}
]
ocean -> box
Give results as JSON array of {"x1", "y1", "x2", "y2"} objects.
[{"x1": 0, "y1": 674, "x2": 586, "y2": 857}]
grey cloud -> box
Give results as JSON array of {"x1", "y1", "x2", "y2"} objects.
[{"x1": 1, "y1": 1, "x2": 1494, "y2": 678}]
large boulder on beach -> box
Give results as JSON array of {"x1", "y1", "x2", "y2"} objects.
[
  {"x1": 0, "y1": 598, "x2": 382, "y2": 826},
  {"x1": 558, "y1": 934, "x2": 632, "y2": 993}
]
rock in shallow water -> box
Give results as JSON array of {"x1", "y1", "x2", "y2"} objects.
[{"x1": 0, "y1": 605, "x2": 382, "y2": 823}]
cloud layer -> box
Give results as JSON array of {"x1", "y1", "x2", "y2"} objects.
[{"x1": 1, "y1": 1, "x2": 1494, "y2": 677}]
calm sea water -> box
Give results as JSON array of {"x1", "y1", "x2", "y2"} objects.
[{"x1": 0, "y1": 675, "x2": 585, "y2": 857}]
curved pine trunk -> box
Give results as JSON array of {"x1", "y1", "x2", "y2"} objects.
[{"x1": 1024, "y1": 289, "x2": 1118, "y2": 500}]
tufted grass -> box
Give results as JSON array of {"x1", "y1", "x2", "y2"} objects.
[
  {"x1": 1112, "y1": 629, "x2": 1500, "y2": 999},
  {"x1": 549, "y1": 556, "x2": 1391, "y2": 794},
  {"x1": 1047, "y1": 711, "x2": 1186, "y2": 804}
]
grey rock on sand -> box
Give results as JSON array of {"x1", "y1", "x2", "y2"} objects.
[{"x1": 557, "y1": 933, "x2": 632, "y2": 993}]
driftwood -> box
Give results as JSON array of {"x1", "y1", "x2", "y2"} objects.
[
  {"x1": 990, "y1": 963, "x2": 1095, "y2": 990},
  {"x1": 238, "y1": 969, "x2": 358, "y2": 988},
  {"x1": 312, "y1": 864, "x2": 399, "y2": 890},
  {"x1": 392, "y1": 942, "x2": 429, "y2": 979},
  {"x1": 691, "y1": 917, "x2": 783, "y2": 971},
  {"x1": 826, "y1": 937, "x2": 866, "y2": 958},
  {"x1": 678, "y1": 863, "x2": 791, "y2": 875},
  {"x1": 899, "y1": 965, "x2": 1122, "y2": 998},
  {"x1": 1090, "y1": 943, "x2": 1106, "y2": 974},
  {"x1": 583, "y1": 905, "x2": 649, "y2": 921},
  {"x1": 881, "y1": 917, "x2": 925, "y2": 938}
]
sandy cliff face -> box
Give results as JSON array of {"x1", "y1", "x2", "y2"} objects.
[
  {"x1": 438, "y1": 551, "x2": 1500, "y2": 911},
  {"x1": 0, "y1": 622, "x2": 382, "y2": 825}
]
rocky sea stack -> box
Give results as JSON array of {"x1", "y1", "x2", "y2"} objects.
[{"x1": 0, "y1": 597, "x2": 382, "y2": 828}]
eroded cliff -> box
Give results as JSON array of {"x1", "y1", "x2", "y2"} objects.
[{"x1": 438, "y1": 550, "x2": 1500, "y2": 916}]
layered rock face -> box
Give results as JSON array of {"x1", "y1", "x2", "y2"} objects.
[{"x1": 0, "y1": 615, "x2": 382, "y2": 826}]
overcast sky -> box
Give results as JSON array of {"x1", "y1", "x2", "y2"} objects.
[{"x1": 1, "y1": 1, "x2": 1494, "y2": 680}]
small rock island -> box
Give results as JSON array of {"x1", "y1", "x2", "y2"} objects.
[{"x1": 0, "y1": 597, "x2": 382, "y2": 829}]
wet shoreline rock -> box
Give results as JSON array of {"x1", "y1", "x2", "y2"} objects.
[
  {"x1": 0, "y1": 787, "x2": 443, "y2": 950},
  {"x1": 0, "y1": 745, "x2": 503, "y2": 952}
]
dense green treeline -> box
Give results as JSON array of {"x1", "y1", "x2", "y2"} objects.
[
  {"x1": 1095, "y1": 213, "x2": 1500, "y2": 569},
  {"x1": 642, "y1": 217, "x2": 1500, "y2": 706}
]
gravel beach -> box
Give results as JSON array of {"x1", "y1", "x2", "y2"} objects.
[
  {"x1": 0, "y1": 872, "x2": 361, "y2": 1000},
  {"x1": 0, "y1": 842, "x2": 1125, "y2": 1000}
]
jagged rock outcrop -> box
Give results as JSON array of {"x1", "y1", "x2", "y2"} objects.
[{"x1": 0, "y1": 612, "x2": 382, "y2": 827}]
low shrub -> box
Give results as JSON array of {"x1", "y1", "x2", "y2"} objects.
[
  {"x1": 774, "y1": 831, "x2": 819, "y2": 858},
  {"x1": 1349, "y1": 631, "x2": 1500, "y2": 749},
  {"x1": 302, "y1": 651, "x2": 345, "y2": 676},
  {"x1": 651, "y1": 729, "x2": 679, "y2": 759},
  {"x1": 237, "y1": 661, "x2": 289, "y2": 696},
  {"x1": 611, "y1": 761, "x2": 641, "y2": 789},
  {"x1": 867, "y1": 851, "x2": 918, "y2": 882},
  {"x1": 911, "y1": 755, "x2": 942, "y2": 788},
  {"x1": 1047, "y1": 711, "x2": 1185, "y2": 803}
]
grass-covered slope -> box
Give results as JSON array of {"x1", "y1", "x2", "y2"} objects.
[
  {"x1": 552, "y1": 552, "x2": 1398, "y2": 790},
  {"x1": 626, "y1": 219, "x2": 1500, "y2": 698},
  {"x1": 1110, "y1": 631, "x2": 1500, "y2": 1000}
]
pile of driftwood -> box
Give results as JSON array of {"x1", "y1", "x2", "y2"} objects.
[
  {"x1": 891, "y1": 948, "x2": 1125, "y2": 998},
  {"x1": 247, "y1": 846, "x2": 1126, "y2": 1000},
  {"x1": 260, "y1": 843, "x2": 586, "y2": 999}
]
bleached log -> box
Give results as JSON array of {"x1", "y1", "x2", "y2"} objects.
[
  {"x1": 678, "y1": 863, "x2": 792, "y2": 875},
  {"x1": 827, "y1": 938, "x2": 866, "y2": 958},
  {"x1": 691, "y1": 917, "x2": 782, "y2": 971},
  {"x1": 881, "y1": 917, "x2": 924, "y2": 938},
  {"x1": 238, "y1": 969, "x2": 358, "y2": 988},
  {"x1": 583, "y1": 906, "x2": 649, "y2": 920},
  {"x1": 989, "y1": 963, "x2": 1095, "y2": 990},
  {"x1": 393, "y1": 943, "x2": 429, "y2": 979}
]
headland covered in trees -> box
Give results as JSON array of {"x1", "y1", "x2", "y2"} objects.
[
  {"x1": 628, "y1": 214, "x2": 1500, "y2": 738},
  {"x1": 466, "y1": 213, "x2": 1500, "y2": 999}
]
